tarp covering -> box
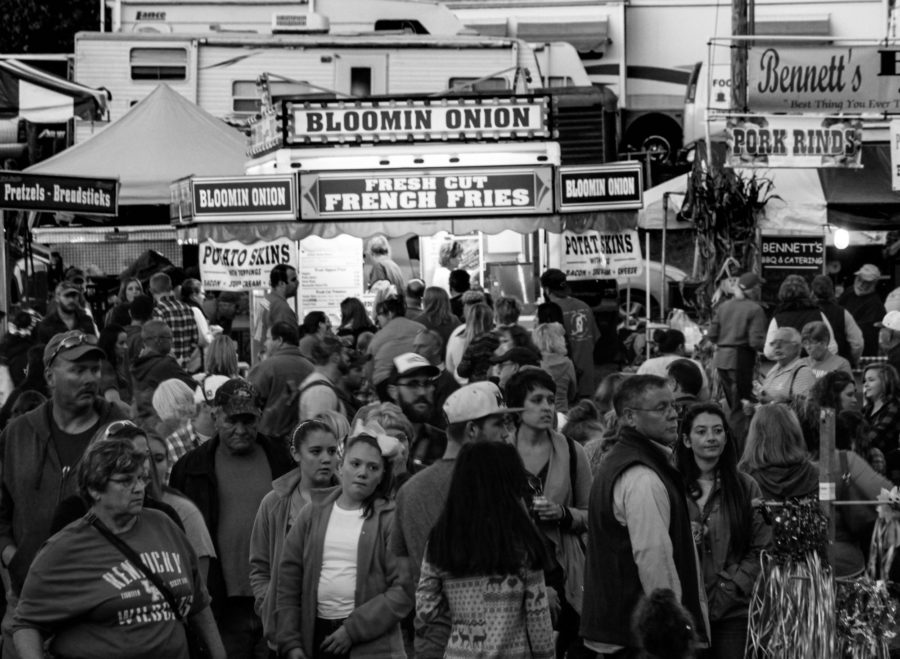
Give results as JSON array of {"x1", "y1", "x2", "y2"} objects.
[
  {"x1": 0, "y1": 60, "x2": 107, "y2": 122},
  {"x1": 820, "y1": 144, "x2": 900, "y2": 230},
  {"x1": 26, "y1": 85, "x2": 247, "y2": 205},
  {"x1": 190, "y1": 210, "x2": 636, "y2": 243}
]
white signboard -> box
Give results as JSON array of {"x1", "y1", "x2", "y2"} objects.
[
  {"x1": 298, "y1": 235, "x2": 364, "y2": 325},
  {"x1": 199, "y1": 237, "x2": 298, "y2": 291},
  {"x1": 561, "y1": 229, "x2": 643, "y2": 280},
  {"x1": 891, "y1": 120, "x2": 900, "y2": 192}
]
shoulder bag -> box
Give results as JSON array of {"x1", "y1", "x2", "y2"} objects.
[{"x1": 88, "y1": 514, "x2": 210, "y2": 659}]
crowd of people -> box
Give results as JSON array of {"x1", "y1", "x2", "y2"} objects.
[{"x1": 0, "y1": 253, "x2": 895, "y2": 659}]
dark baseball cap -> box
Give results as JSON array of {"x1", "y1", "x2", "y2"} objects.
[
  {"x1": 213, "y1": 378, "x2": 261, "y2": 418},
  {"x1": 44, "y1": 330, "x2": 105, "y2": 369}
]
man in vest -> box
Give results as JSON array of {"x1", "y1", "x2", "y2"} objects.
[{"x1": 581, "y1": 374, "x2": 708, "y2": 656}]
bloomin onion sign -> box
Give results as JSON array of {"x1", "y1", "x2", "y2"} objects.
[
  {"x1": 298, "y1": 167, "x2": 553, "y2": 220},
  {"x1": 725, "y1": 115, "x2": 862, "y2": 168}
]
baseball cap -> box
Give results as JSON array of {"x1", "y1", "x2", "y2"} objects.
[
  {"x1": 391, "y1": 352, "x2": 439, "y2": 382},
  {"x1": 213, "y1": 378, "x2": 261, "y2": 417},
  {"x1": 55, "y1": 280, "x2": 82, "y2": 296},
  {"x1": 43, "y1": 330, "x2": 105, "y2": 369},
  {"x1": 489, "y1": 346, "x2": 542, "y2": 366},
  {"x1": 855, "y1": 264, "x2": 881, "y2": 282},
  {"x1": 878, "y1": 310, "x2": 900, "y2": 332},
  {"x1": 443, "y1": 381, "x2": 523, "y2": 423},
  {"x1": 194, "y1": 374, "x2": 230, "y2": 405},
  {"x1": 539, "y1": 268, "x2": 568, "y2": 291},
  {"x1": 738, "y1": 272, "x2": 764, "y2": 290}
]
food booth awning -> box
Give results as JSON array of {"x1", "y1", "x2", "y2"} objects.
[{"x1": 0, "y1": 59, "x2": 108, "y2": 122}]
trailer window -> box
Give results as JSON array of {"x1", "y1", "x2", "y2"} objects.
[
  {"x1": 130, "y1": 48, "x2": 187, "y2": 80},
  {"x1": 232, "y1": 80, "x2": 315, "y2": 114},
  {"x1": 547, "y1": 76, "x2": 574, "y2": 88},
  {"x1": 448, "y1": 77, "x2": 508, "y2": 92}
]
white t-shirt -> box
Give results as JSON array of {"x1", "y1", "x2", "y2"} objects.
[{"x1": 317, "y1": 503, "x2": 365, "y2": 619}]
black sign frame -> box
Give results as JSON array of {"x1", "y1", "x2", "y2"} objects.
[{"x1": 0, "y1": 171, "x2": 119, "y2": 216}]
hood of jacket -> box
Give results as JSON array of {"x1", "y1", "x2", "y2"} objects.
[
  {"x1": 746, "y1": 460, "x2": 818, "y2": 499},
  {"x1": 131, "y1": 351, "x2": 178, "y2": 380},
  {"x1": 270, "y1": 469, "x2": 339, "y2": 501}
]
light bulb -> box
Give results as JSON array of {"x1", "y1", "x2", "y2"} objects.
[{"x1": 834, "y1": 228, "x2": 850, "y2": 249}]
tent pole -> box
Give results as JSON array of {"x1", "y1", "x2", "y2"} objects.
[
  {"x1": 645, "y1": 230, "x2": 651, "y2": 361},
  {"x1": 0, "y1": 210, "x2": 7, "y2": 318},
  {"x1": 661, "y1": 192, "x2": 668, "y2": 321}
]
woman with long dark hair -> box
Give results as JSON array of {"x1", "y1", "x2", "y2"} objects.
[
  {"x1": 276, "y1": 429, "x2": 411, "y2": 658},
  {"x1": 862, "y1": 363, "x2": 900, "y2": 456},
  {"x1": 674, "y1": 403, "x2": 768, "y2": 658},
  {"x1": 417, "y1": 287, "x2": 460, "y2": 358},
  {"x1": 97, "y1": 323, "x2": 132, "y2": 406},
  {"x1": 337, "y1": 298, "x2": 376, "y2": 349},
  {"x1": 416, "y1": 441, "x2": 555, "y2": 658}
]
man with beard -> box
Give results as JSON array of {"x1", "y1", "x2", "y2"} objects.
[
  {"x1": 0, "y1": 330, "x2": 128, "y2": 658},
  {"x1": 35, "y1": 281, "x2": 97, "y2": 345},
  {"x1": 839, "y1": 264, "x2": 886, "y2": 357},
  {"x1": 386, "y1": 352, "x2": 445, "y2": 473},
  {"x1": 170, "y1": 378, "x2": 292, "y2": 659}
]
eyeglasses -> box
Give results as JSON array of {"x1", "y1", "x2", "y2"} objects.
[
  {"x1": 107, "y1": 473, "x2": 147, "y2": 490},
  {"x1": 45, "y1": 333, "x2": 98, "y2": 368},
  {"x1": 398, "y1": 379, "x2": 436, "y2": 391},
  {"x1": 102, "y1": 420, "x2": 139, "y2": 441},
  {"x1": 628, "y1": 402, "x2": 676, "y2": 415}
]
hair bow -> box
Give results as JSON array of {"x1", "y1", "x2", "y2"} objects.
[{"x1": 349, "y1": 419, "x2": 403, "y2": 459}]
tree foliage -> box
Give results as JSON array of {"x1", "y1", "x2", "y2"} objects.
[{"x1": 0, "y1": 0, "x2": 99, "y2": 54}]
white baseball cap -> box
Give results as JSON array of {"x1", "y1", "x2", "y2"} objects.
[
  {"x1": 443, "y1": 381, "x2": 523, "y2": 424},
  {"x1": 879, "y1": 310, "x2": 900, "y2": 333},
  {"x1": 194, "y1": 374, "x2": 230, "y2": 405}
]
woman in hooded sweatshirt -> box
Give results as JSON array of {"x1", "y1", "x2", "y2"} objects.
[
  {"x1": 276, "y1": 427, "x2": 412, "y2": 659},
  {"x1": 738, "y1": 403, "x2": 889, "y2": 577},
  {"x1": 250, "y1": 420, "x2": 340, "y2": 656}
]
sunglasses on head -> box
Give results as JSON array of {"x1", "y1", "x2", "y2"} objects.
[{"x1": 46, "y1": 333, "x2": 97, "y2": 368}]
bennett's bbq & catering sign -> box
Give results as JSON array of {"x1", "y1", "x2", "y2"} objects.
[
  {"x1": 725, "y1": 115, "x2": 862, "y2": 168},
  {"x1": 288, "y1": 96, "x2": 550, "y2": 144},
  {"x1": 747, "y1": 45, "x2": 900, "y2": 113},
  {"x1": 0, "y1": 171, "x2": 118, "y2": 216},
  {"x1": 557, "y1": 162, "x2": 643, "y2": 212},
  {"x1": 760, "y1": 235, "x2": 824, "y2": 302},
  {"x1": 299, "y1": 167, "x2": 553, "y2": 220},
  {"x1": 191, "y1": 176, "x2": 296, "y2": 221}
]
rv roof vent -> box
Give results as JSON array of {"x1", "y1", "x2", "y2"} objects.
[{"x1": 272, "y1": 12, "x2": 330, "y2": 34}]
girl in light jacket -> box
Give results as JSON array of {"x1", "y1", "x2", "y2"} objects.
[
  {"x1": 276, "y1": 428, "x2": 412, "y2": 659},
  {"x1": 674, "y1": 403, "x2": 769, "y2": 659},
  {"x1": 250, "y1": 420, "x2": 340, "y2": 654}
]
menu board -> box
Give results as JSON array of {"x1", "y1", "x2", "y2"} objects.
[{"x1": 298, "y1": 235, "x2": 364, "y2": 324}]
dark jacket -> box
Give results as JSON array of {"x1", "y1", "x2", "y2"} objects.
[
  {"x1": 169, "y1": 434, "x2": 293, "y2": 611},
  {"x1": 581, "y1": 427, "x2": 706, "y2": 648},
  {"x1": 838, "y1": 289, "x2": 885, "y2": 357},
  {"x1": 247, "y1": 344, "x2": 314, "y2": 441},
  {"x1": 35, "y1": 310, "x2": 96, "y2": 345},
  {"x1": 0, "y1": 334, "x2": 34, "y2": 387},
  {"x1": 0, "y1": 397, "x2": 128, "y2": 593},
  {"x1": 130, "y1": 350, "x2": 196, "y2": 419},
  {"x1": 409, "y1": 423, "x2": 447, "y2": 474},
  {"x1": 743, "y1": 460, "x2": 818, "y2": 500}
]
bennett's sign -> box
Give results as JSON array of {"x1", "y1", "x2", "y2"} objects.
[
  {"x1": 0, "y1": 171, "x2": 118, "y2": 216},
  {"x1": 725, "y1": 115, "x2": 862, "y2": 168},
  {"x1": 289, "y1": 97, "x2": 549, "y2": 144},
  {"x1": 299, "y1": 167, "x2": 553, "y2": 219},
  {"x1": 557, "y1": 162, "x2": 643, "y2": 211},
  {"x1": 191, "y1": 176, "x2": 296, "y2": 221},
  {"x1": 748, "y1": 45, "x2": 900, "y2": 112}
]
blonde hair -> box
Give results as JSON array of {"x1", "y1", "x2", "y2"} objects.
[
  {"x1": 532, "y1": 322, "x2": 567, "y2": 355},
  {"x1": 739, "y1": 404, "x2": 807, "y2": 472},
  {"x1": 314, "y1": 410, "x2": 351, "y2": 442},
  {"x1": 152, "y1": 379, "x2": 197, "y2": 421},
  {"x1": 205, "y1": 335, "x2": 239, "y2": 377}
]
